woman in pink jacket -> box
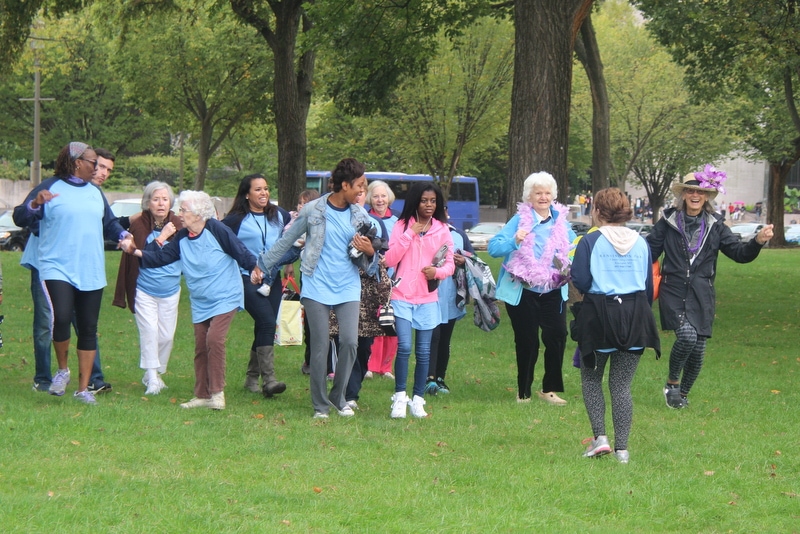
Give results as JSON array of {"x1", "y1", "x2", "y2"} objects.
[{"x1": 383, "y1": 182, "x2": 454, "y2": 418}]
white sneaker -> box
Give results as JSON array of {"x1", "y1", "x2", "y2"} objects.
[
  {"x1": 383, "y1": 372, "x2": 395, "y2": 380},
  {"x1": 364, "y1": 371, "x2": 373, "y2": 379},
  {"x1": 144, "y1": 375, "x2": 167, "y2": 395},
  {"x1": 390, "y1": 392, "x2": 408, "y2": 418},
  {"x1": 409, "y1": 395, "x2": 428, "y2": 418},
  {"x1": 181, "y1": 397, "x2": 210, "y2": 409},
  {"x1": 313, "y1": 411, "x2": 329, "y2": 419},
  {"x1": 207, "y1": 391, "x2": 226, "y2": 410},
  {"x1": 337, "y1": 405, "x2": 355, "y2": 417},
  {"x1": 346, "y1": 400, "x2": 359, "y2": 410}
]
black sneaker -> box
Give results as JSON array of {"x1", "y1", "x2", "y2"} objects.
[
  {"x1": 663, "y1": 384, "x2": 684, "y2": 409},
  {"x1": 32, "y1": 381, "x2": 51, "y2": 392},
  {"x1": 88, "y1": 381, "x2": 113, "y2": 394},
  {"x1": 436, "y1": 377, "x2": 450, "y2": 394}
]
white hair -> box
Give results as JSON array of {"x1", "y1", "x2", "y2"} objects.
[
  {"x1": 178, "y1": 190, "x2": 216, "y2": 221},
  {"x1": 366, "y1": 180, "x2": 396, "y2": 205},
  {"x1": 142, "y1": 181, "x2": 175, "y2": 211},
  {"x1": 522, "y1": 172, "x2": 558, "y2": 203}
]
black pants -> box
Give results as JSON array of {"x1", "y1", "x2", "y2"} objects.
[
  {"x1": 44, "y1": 279, "x2": 103, "y2": 351},
  {"x1": 505, "y1": 288, "x2": 567, "y2": 398},
  {"x1": 428, "y1": 319, "x2": 457, "y2": 380}
]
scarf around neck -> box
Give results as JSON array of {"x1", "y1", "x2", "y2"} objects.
[{"x1": 504, "y1": 202, "x2": 571, "y2": 291}]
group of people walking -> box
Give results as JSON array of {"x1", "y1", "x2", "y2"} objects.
[
  {"x1": 13, "y1": 143, "x2": 776, "y2": 461},
  {"x1": 489, "y1": 168, "x2": 772, "y2": 462}
]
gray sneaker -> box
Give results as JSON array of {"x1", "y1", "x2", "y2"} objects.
[
  {"x1": 73, "y1": 390, "x2": 97, "y2": 405},
  {"x1": 615, "y1": 450, "x2": 630, "y2": 463},
  {"x1": 664, "y1": 384, "x2": 685, "y2": 409},
  {"x1": 48, "y1": 369, "x2": 71, "y2": 396},
  {"x1": 583, "y1": 435, "x2": 612, "y2": 457}
]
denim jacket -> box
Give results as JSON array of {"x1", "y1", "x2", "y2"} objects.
[{"x1": 259, "y1": 193, "x2": 379, "y2": 278}]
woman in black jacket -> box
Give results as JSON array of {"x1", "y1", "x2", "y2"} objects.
[{"x1": 647, "y1": 168, "x2": 774, "y2": 409}]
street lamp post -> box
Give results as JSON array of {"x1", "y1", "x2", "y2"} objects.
[{"x1": 19, "y1": 30, "x2": 54, "y2": 187}]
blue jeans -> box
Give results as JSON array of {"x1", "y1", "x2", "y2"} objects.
[
  {"x1": 31, "y1": 268, "x2": 53, "y2": 386},
  {"x1": 393, "y1": 317, "x2": 432, "y2": 398}
]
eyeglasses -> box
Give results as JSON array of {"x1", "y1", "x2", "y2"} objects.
[{"x1": 78, "y1": 157, "x2": 97, "y2": 167}]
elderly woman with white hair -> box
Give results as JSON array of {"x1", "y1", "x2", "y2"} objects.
[
  {"x1": 121, "y1": 190, "x2": 261, "y2": 410},
  {"x1": 488, "y1": 172, "x2": 576, "y2": 405},
  {"x1": 365, "y1": 179, "x2": 399, "y2": 379},
  {"x1": 113, "y1": 181, "x2": 183, "y2": 395}
]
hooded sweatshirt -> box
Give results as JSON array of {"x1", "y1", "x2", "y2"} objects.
[
  {"x1": 383, "y1": 216, "x2": 454, "y2": 305},
  {"x1": 572, "y1": 226, "x2": 651, "y2": 297}
]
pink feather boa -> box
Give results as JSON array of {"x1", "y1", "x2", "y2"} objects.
[{"x1": 504, "y1": 202, "x2": 572, "y2": 292}]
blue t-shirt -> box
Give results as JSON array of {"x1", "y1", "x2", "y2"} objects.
[
  {"x1": 137, "y1": 229, "x2": 182, "y2": 298},
  {"x1": 437, "y1": 228, "x2": 467, "y2": 323},
  {"x1": 301, "y1": 202, "x2": 361, "y2": 305},
  {"x1": 236, "y1": 212, "x2": 284, "y2": 275},
  {"x1": 38, "y1": 179, "x2": 107, "y2": 290}
]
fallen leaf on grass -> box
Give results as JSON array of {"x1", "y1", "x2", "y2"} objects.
[
  {"x1": 281, "y1": 520, "x2": 291, "y2": 526},
  {"x1": 71, "y1": 440, "x2": 80, "y2": 446},
  {"x1": 771, "y1": 390, "x2": 781, "y2": 394},
  {"x1": 775, "y1": 450, "x2": 782, "y2": 456},
  {"x1": 704, "y1": 471, "x2": 714, "y2": 476},
  {"x1": 781, "y1": 492, "x2": 798, "y2": 498},
  {"x1": 728, "y1": 501, "x2": 737, "y2": 506},
  {"x1": 436, "y1": 441, "x2": 448, "y2": 448},
  {"x1": 313, "y1": 487, "x2": 323, "y2": 494},
  {"x1": 253, "y1": 413, "x2": 265, "y2": 419},
  {"x1": 184, "y1": 421, "x2": 193, "y2": 425},
  {"x1": 140, "y1": 396, "x2": 149, "y2": 401},
  {"x1": 169, "y1": 398, "x2": 177, "y2": 404},
  {"x1": 449, "y1": 489, "x2": 456, "y2": 494},
  {"x1": 429, "y1": 452, "x2": 438, "y2": 457},
  {"x1": 47, "y1": 491, "x2": 54, "y2": 498}
]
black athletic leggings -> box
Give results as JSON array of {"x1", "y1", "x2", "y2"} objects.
[{"x1": 44, "y1": 279, "x2": 103, "y2": 351}]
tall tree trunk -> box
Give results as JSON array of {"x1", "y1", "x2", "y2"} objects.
[
  {"x1": 272, "y1": 14, "x2": 314, "y2": 210},
  {"x1": 575, "y1": 13, "x2": 610, "y2": 195},
  {"x1": 508, "y1": 0, "x2": 594, "y2": 217},
  {"x1": 193, "y1": 117, "x2": 213, "y2": 190},
  {"x1": 230, "y1": 0, "x2": 314, "y2": 211},
  {"x1": 767, "y1": 160, "x2": 791, "y2": 247}
]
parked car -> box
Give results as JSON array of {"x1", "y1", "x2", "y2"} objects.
[
  {"x1": 104, "y1": 198, "x2": 144, "y2": 250},
  {"x1": 625, "y1": 222, "x2": 653, "y2": 237},
  {"x1": 784, "y1": 224, "x2": 800, "y2": 244},
  {"x1": 0, "y1": 210, "x2": 30, "y2": 251},
  {"x1": 110, "y1": 198, "x2": 144, "y2": 219},
  {"x1": 729, "y1": 223, "x2": 764, "y2": 243},
  {"x1": 465, "y1": 222, "x2": 505, "y2": 251},
  {"x1": 570, "y1": 221, "x2": 591, "y2": 237}
]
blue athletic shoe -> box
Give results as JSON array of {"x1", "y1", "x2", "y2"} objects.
[{"x1": 424, "y1": 380, "x2": 439, "y2": 396}]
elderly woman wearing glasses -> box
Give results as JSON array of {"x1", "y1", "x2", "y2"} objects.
[
  {"x1": 14, "y1": 142, "x2": 129, "y2": 404},
  {"x1": 121, "y1": 190, "x2": 261, "y2": 410}
]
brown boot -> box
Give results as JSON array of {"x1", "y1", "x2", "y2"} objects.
[
  {"x1": 244, "y1": 350, "x2": 260, "y2": 393},
  {"x1": 258, "y1": 346, "x2": 286, "y2": 397}
]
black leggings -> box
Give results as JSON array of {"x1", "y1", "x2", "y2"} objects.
[{"x1": 44, "y1": 280, "x2": 103, "y2": 351}]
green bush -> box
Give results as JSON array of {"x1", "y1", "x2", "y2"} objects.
[{"x1": 0, "y1": 159, "x2": 30, "y2": 181}]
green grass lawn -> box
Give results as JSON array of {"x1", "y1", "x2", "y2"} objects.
[{"x1": 0, "y1": 249, "x2": 798, "y2": 533}]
